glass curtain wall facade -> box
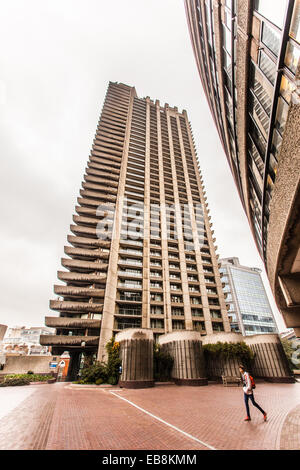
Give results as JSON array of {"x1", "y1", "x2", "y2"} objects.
[
  {"x1": 220, "y1": 257, "x2": 278, "y2": 335},
  {"x1": 185, "y1": 0, "x2": 300, "y2": 336},
  {"x1": 40, "y1": 82, "x2": 231, "y2": 367}
]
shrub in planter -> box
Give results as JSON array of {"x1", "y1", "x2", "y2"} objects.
[
  {"x1": 77, "y1": 338, "x2": 121, "y2": 385},
  {"x1": 0, "y1": 377, "x2": 30, "y2": 387},
  {"x1": 79, "y1": 361, "x2": 108, "y2": 384},
  {"x1": 47, "y1": 378, "x2": 56, "y2": 384},
  {"x1": 5, "y1": 374, "x2": 53, "y2": 382},
  {"x1": 105, "y1": 338, "x2": 121, "y2": 385},
  {"x1": 203, "y1": 341, "x2": 255, "y2": 371},
  {"x1": 107, "y1": 376, "x2": 118, "y2": 386}
]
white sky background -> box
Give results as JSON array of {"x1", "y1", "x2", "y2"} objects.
[{"x1": 0, "y1": 0, "x2": 287, "y2": 332}]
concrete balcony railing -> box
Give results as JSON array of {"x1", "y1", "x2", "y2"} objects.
[
  {"x1": 77, "y1": 197, "x2": 105, "y2": 208},
  {"x1": 45, "y1": 316, "x2": 101, "y2": 329},
  {"x1": 54, "y1": 285, "x2": 105, "y2": 298},
  {"x1": 61, "y1": 258, "x2": 108, "y2": 272},
  {"x1": 84, "y1": 174, "x2": 119, "y2": 188},
  {"x1": 64, "y1": 246, "x2": 109, "y2": 260},
  {"x1": 40, "y1": 335, "x2": 99, "y2": 347},
  {"x1": 50, "y1": 300, "x2": 103, "y2": 313},
  {"x1": 92, "y1": 145, "x2": 122, "y2": 158},
  {"x1": 57, "y1": 271, "x2": 107, "y2": 285},
  {"x1": 79, "y1": 189, "x2": 117, "y2": 202},
  {"x1": 75, "y1": 204, "x2": 115, "y2": 219},
  {"x1": 70, "y1": 224, "x2": 103, "y2": 239},
  {"x1": 85, "y1": 167, "x2": 119, "y2": 181},
  {"x1": 88, "y1": 158, "x2": 120, "y2": 172},
  {"x1": 73, "y1": 215, "x2": 113, "y2": 228},
  {"x1": 82, "y1": 182, "x2": 118, "y2": 195},
  {"x1": 67, "y1": 235, "x2": 111, "y2": 249}
]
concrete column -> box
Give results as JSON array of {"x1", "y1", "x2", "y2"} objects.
[
  {"x1": 158, "y1": 331, "x2": 207, "y2": 385},
  {"x1": 165, "y1": 107, "x2": 193, "y2": 330},
  {"x1": 115, "y1": 328, "x2": 154, "y2": 388},
  {"x1": 244, "y1": 334, "x2": 295, "y2": 383},
  {"x1": 97, "y1": 87, "x2": 136, "y2": 362},
  {"x1": 156, "y1": 101, "x2": 172, "y2": 333},
  {"x1": 142, "y1": 98, "x2": 151, "y2": 328}
]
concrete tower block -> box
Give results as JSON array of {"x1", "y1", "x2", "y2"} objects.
[
  {"x1": 115, "y1": 328, "x2": 154, "y2": 389},
  {"x1": 244, "y1": 334, "x2": 295, "y2": 383},
  {"x1": 158, "y1": 331, "x2": 207, "y2": 386}
]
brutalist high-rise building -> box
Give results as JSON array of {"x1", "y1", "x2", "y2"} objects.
[
  {"x1": 41, "y1": 82, "x2": 231, "y2": 376},
  {"x1": 185, "y1": 0, "x2": 300, "y2": 336}
]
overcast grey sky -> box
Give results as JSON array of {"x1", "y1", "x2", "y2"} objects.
[{"x1": 0, "y1": 0, "x2": 286, "y2": 332}]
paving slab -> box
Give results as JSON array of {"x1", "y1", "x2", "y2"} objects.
[{"x1": 0, "y1": 381, "x2": 299, "y2": 450}]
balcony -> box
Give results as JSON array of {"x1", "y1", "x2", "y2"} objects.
[
  {"x1": 54, "y1": 285, "x2": 105, "y2": 298},
  {"x1": 45, "y1": 316, "x2": 101, "y2": 329},
  {"x1": 82, "y1": 181, "x2": 118, "y2": 195},
  {"x1": 50, "y1": 300, "x2": 103, "y2": 313},
  {"x1": 80, "y1": 189, "x2": 117, "y2": 203},
  {"x1": 40, "y1": 335, "x2": 99, "y2": 347},
  {"x1": 61, "y1": 258, "x2": 108, "y2": 272},
  {"x1": 57, "y1": 271, "x2": 107, "y2": 285},
  {"x1": 67, "y1": 235, "x2": 111, "y2": 249}
]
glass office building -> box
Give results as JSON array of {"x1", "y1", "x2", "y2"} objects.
[
  {"x1": 220, "y1": 257, "x2": 278, "y2": 335},
  {"x1": 185, "y1": 0, "x2": 300, "y2": 337}
]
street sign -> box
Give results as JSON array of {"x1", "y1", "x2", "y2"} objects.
[{"x1": 59, "y1": 360, "x2": 65, "y2": 368}]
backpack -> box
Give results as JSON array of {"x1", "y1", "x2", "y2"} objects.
[{"x1": 249, "y1": 375, "x2": 256, "y2": 390}]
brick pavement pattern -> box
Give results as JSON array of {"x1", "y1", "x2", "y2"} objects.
[{"x1": 0, "y1": 382, "x2": 299, "y2": 450}]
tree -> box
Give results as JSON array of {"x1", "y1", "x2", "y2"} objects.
[{"x1": 281, "y1": 338, "x2": 300, "y2": 371}]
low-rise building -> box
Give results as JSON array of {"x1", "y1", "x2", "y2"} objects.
[{"x1": 1, "y1": 326, "x2": 54, "y2": 356}]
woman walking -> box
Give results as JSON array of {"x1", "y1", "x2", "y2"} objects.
[{"x1": 239, "y1": 364, "x2": 267, "y2": 422}]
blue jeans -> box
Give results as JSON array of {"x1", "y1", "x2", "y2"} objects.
[{"x1": 244, "y1": 392, "x2": 265, "y2": 418}]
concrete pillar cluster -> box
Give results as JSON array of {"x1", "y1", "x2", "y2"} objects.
[
  {"x1": 114, "y1": 329, "x2": 295, "y2": 388},
  {"x1": 202, "y1": 332, "x2": 295, "y2": 383},
  {"x1": 115, "y1": 329, "x2": 154, "y2": 388}
]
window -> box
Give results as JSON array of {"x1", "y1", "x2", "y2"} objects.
[
  {"x1": 223, "y1": 24, "x2": 232, "y2": 54},
  {"x1": 280, "y1": 75, "x2": 296, "y2": 104},
  {"x1": 259, "y1": 51, "x2": 276, "y2": 85},
  {"x1": 285, "y1": 41, "x2": 300, "y2": 74},
  {"x1": 249, "y1": 61, "x2": 272, "y2": 116},
  {"x1": 254, "y1": 0, "x2": 288, "y2": 29},
  {"x1": 290, "y1": 0, "x2": 300, "y2": 43},
  {"x1": 275, "y1": 97, "x2": 289, "y2": 136},
  {"x1": 261, "y1": 22, "x2": 281, "y2": 56}
]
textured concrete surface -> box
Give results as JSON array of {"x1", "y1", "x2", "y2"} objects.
[{"x1": 0, "y1": 381, "x2": 299, "y2": 450}]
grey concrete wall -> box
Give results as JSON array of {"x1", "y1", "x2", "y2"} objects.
[
  {"x1": 244, "y1": 334, "x2": 294, "y2": 382},
  {"x1": 0, "y1": 355, "x2": 55, "y2": 376}
]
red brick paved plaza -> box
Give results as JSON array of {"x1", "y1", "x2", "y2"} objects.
[{"x1": 0, "y1": 381, "x2": 299, "y2": 451}]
